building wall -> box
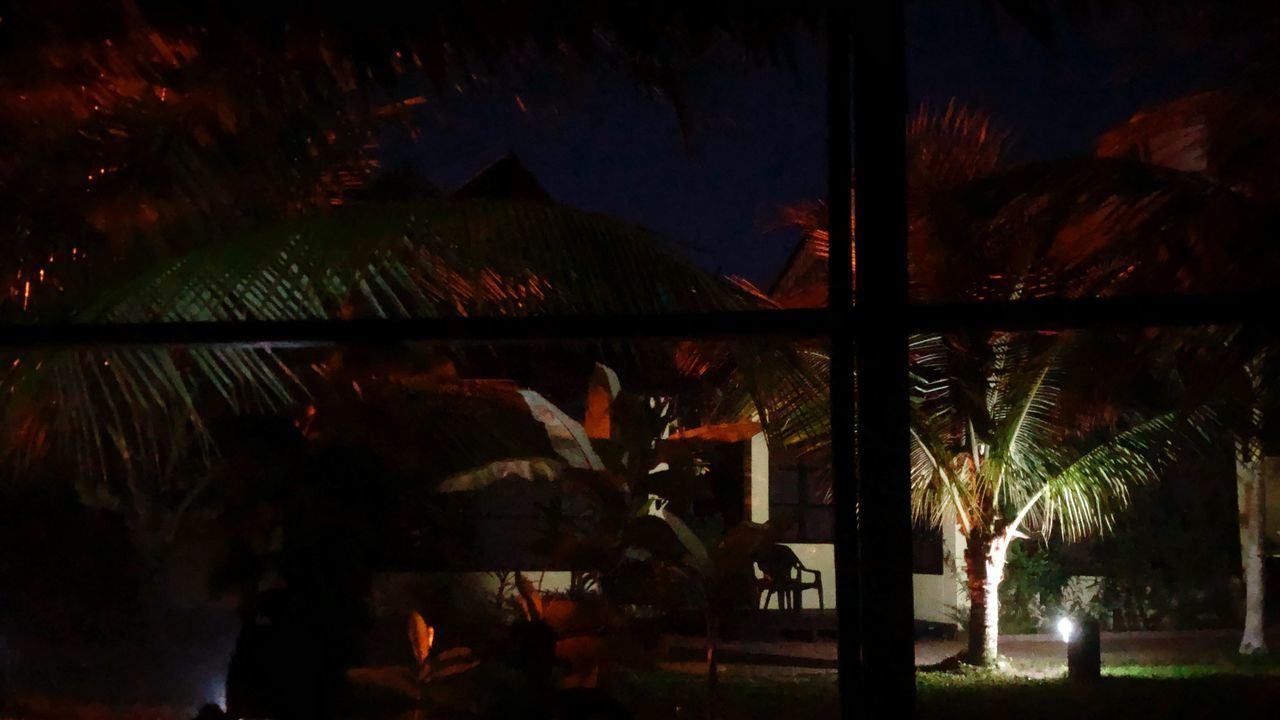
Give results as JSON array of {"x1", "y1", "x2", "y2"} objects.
[
  {"x1": 914, "y1": 520, "x2": 966, "y2": 625},
  {"x1": 463, "y1": 570, "x2": 575, "y2": 598},
  {"x1": 746, "y1": 433, "x2": 965, "y2": 622},
  {"x1": 759, "y1": 543, "x2": 837, "y2": 610}
]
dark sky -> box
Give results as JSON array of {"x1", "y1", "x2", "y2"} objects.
[{"x1": 395, "y1": 1, "x2": 1228, "y2": 288}]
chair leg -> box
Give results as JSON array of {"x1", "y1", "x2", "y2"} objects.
[
  {"x1": 763, "y1": 590, "x2": 774, "y2": 610},
  {"x1": 818, "y1": 584, "x2": 825, "y2": 611}
]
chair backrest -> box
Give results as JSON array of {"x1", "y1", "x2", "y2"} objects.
[{"x1": 755, "y1": 543, "x2": 802, "y2": 582}]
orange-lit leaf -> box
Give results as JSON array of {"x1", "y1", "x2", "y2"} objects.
[
  {"x1": 584, "y1": 363, "x2": 620, "y2": 439},
  {"x1": 665, "y1": 421, "x2": 762, "y2": 443},
  {"x1": 408, "y1": 611, "x2": 434, "y2": 665}
]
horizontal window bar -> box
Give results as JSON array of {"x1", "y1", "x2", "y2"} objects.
[
  {"x1": 3, "y1": 292, "x2": 1276, "y2": 348},
  {"x1": 906, "y1": 292, "x2": 1280, "y2": 332},
  {"x1": 0, "y1": 310, "x2": 832, "y2": 348}
]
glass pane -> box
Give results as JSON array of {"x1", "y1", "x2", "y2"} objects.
[
  {"x1": 802, "y1": 508, "x2": 837, "y2": 544},
  {"x1": 908, "y1": 323, "x2": 1280, "y2": 707},
  {"x1": 905, "y1": 2, "x2": 1280, "y2": 303},
  {"x1": 0, "y1": 6, "x2": 829, "y2": 324},
  {"x1": 0, "y1": 336, "x2": 839, "y2": 716},
  {"x1": 911, "y1": 526, "x2": 944, "y2": 576},
  {"x1": 769, "y1": 466, "x2": 802, "y2": 504},
  {"x1": 0, "y1": 3, "x2": 845, "y2": 716},
  {"x1": 805, "y1": 466, "x2": 835, "y2": 505}
]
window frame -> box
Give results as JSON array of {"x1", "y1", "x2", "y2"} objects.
[
  {"x1": 768, "y1": 457, "x2": 836, "y2": 544},
  {"x1": 5, "y1": 4, "x2": 1276, "y2": 719}
]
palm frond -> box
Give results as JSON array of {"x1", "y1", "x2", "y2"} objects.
[
  {"x1": 907, "y1": 325, "x2": 1218, "y2": 549},
  {"x1": 1097, "y1": 88, "x2": 1280, "y2": 204},
  {"x1": 1015, "y1": 407, "x2": 1219, "y2": 541},
  {"x1": 987, "y1": 338, "x2": 1064, "y2": 510},
  {"x1": 907, "y1": 100, "x2": 1011, "y2": 194},
  {"x1": 2, "y1": 348, "x2": 215, "y2": 479},
  {"x1": 4, "y1": 198, "x2": 807, "y2": 502},
  {"x1": 76, "y1": 200, "x2": 757, "y2": 324},
  {"x1": 732, "y1": 342, "x2": 830, "y2": 456},
  {"x1": 909, "y1": 406, "x2": 974, "y2": 533},
  {"x1": 915, "y1": 157, "x2": 1270, "y2": 302}
]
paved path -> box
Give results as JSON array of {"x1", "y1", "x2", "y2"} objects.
[{"x1": 664, "y1": 629, "x2": 1280, "y2": 674}]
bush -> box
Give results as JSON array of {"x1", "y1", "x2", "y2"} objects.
[
  {"x1": 1092, "y1": 475, "x2": 1238, "y2": 630},
  {"x1": 999, "y1": 542, "x2": 1079, "y2": 634}
]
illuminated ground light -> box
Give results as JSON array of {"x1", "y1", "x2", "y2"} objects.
[
  {"x1": 1056, "y1": 616, "x2": 1076, "y2": 643},
  {"x1": 1062, "y1": 617, "x2": 1101, "y2": 681},
  {"x1": 205, "y1": 674, "x2": 227, "y2": 710}
]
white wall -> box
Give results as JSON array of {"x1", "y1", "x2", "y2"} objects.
[
  {"x1": 748, "y1": 432, "x2": 770, "y2": 525},
  {"x1": 756, "y1": 543, "x2": 837, "y2": 610},
  {"x1": 914, "y1": 521, "x2": 966, "y2": 625},
  {"x1": 750, "y1": 434, "x2": 832, "y2": 608},
  {"x1": 746, "y1": 432, "x2": 964, "y2": 623},
  {"x1": 466, "y1": 571, "x2": 575, "y2": 598}
]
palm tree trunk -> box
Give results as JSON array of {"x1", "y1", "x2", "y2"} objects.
[
  {"x1": 1236, "y1": 438, "x2": 1268, "y2": 655},
  {"x1": 964, "y1": 531, "x2": 1010, "y2": 665}
]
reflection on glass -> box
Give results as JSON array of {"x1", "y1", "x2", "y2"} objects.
[
  {"x1": 1, "y1": 8, "x2": 828, "y2": 323},
  {"x1": 905, "y1": 2, "x2": 1280, "y2": 303},
  {"x1": 0, "y1": 335, "x2": 836, "y2": 717},
  {"x1": 907, "y1": 322, "x2": 1272, "y2": 674},
  {"x1": 0, "y1": 2, "x2": 844, "y2": 714}
]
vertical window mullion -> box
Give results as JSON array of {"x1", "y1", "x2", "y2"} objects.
[
  {"x1": 850, "y1": 0, "x2": 918, "y2": 716},
  {"x1": 825, "y1": 3, "x2": 865, "y2": 716}
]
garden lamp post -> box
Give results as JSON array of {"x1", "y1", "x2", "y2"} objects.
[{"x1": 1060, "y1": 617, "x2": 1101, "y2": 681}]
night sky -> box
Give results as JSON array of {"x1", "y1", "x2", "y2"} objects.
[{"x1": 392, "y1": 1, "x2": 1230, "y2": 288}]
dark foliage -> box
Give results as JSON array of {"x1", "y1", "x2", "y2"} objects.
[{"x1": 1093, "y1": 458, "x2": 1241, "y2": 631}]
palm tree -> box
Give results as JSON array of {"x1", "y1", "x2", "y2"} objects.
[
  {"x1": 905, "y1": 144, "x2": 1275, "y2": 661},
  {"x1": 760, "y1": 101, "x2": 1267, "y2": 665},
  {"x1": 1100, "y1": 87, "x2": 1280, "y2": 655},
  {"x1": 910, "y1": 330, "x2": 1212, "y2": 664}
]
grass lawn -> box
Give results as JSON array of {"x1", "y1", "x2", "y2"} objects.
[
  {"x1": 918, "y1": 663, "x2": 1280, "y2": 720},
  {"x1": 621, "y1": 660, "x2": 1280, "y2": 719}
]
